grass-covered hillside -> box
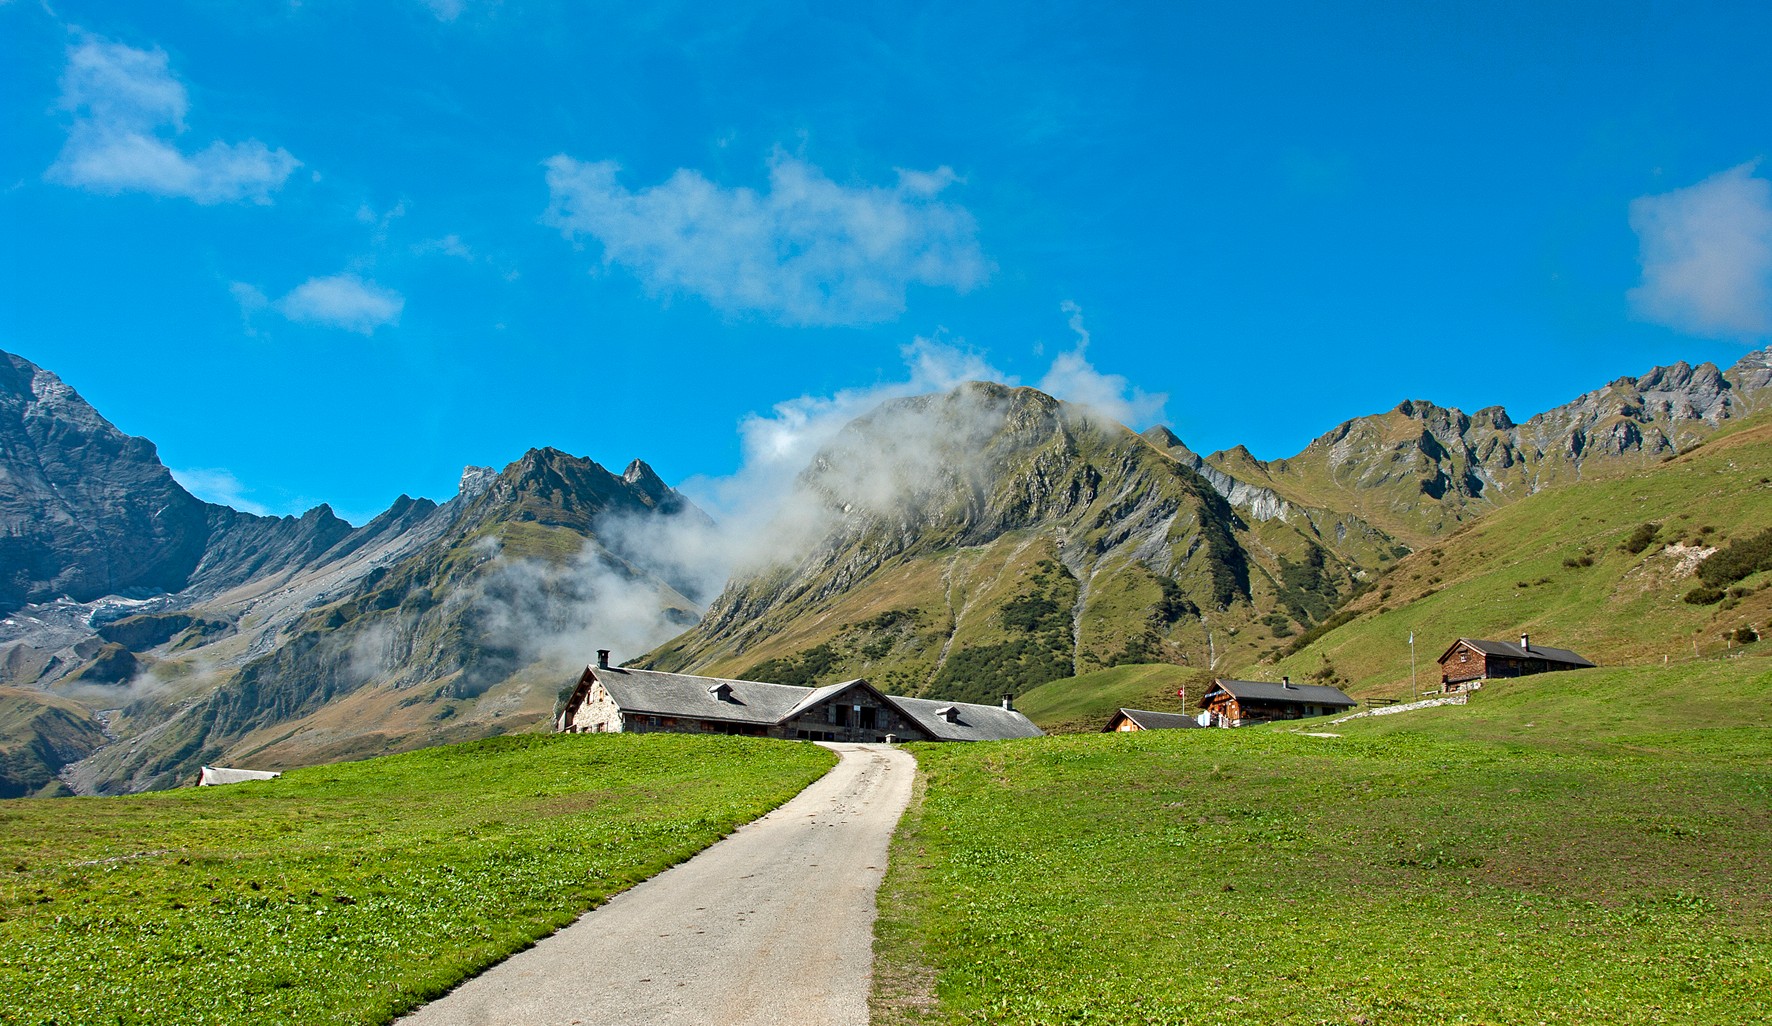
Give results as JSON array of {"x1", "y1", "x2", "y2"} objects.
[
  {"x1": 1014, "y1": 662, "x2": 1209, "y2": 734},
  {"x1": 1255, "y1": 418, "x2": 1772, "y2": 696},
  {"x1": 0, "y1": 733, "x2": 833, "y2": 1026},
  {"x1": 873, "y1": 656, "x2": 1771, "y2": 1025},
  {"x1": 0, "y1": 687, "x2": 110, "y2": 797},
  {"x1": 646, "y1": 383, "x2": 1394, "y2": 703}
]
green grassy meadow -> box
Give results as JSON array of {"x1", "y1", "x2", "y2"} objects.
[
  {"x1": 0, "y1": 733, "x2": 834, "y2": 1026},
  {"x1": 872, "y1": 657, "x2": 1772, "y2": 1024}
]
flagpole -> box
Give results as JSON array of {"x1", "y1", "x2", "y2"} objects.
[{"x1": 1410, "y1": 631, "x2": 1417, "y2": 701}]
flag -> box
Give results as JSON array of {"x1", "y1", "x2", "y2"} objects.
[{"x1": 1408, "y1": 631, "x2": 1414, "y2": 645}]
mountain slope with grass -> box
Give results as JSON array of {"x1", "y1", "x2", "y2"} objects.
[
  {"x1": 644, "y1": 382, "x2": 1395, "y2": 703},
  {"x1": 1256, "y1": 414, "x2": 1772, "y2": 697},
  {"x1": 648, "y1": 353, "x2": 1771, "y2": 711}
]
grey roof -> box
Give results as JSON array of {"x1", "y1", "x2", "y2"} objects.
[
  {"x1": 1204, "y1": 679, "x2": 1357, "y2": 708},
  {"x1": 891, "y1": 696, "x2": 1045, "y2": 741},
  {"x1": 588, "y1": 667, "x2": 1043, "y2": 741},
  {"x1": 1446, "y1": 638, "x2": 1595, "y2": 667},
  {"x1": 1104, "y1": 708, "x2": 1200, "y2": 731},
  {"x1": 594, "y1": 667, "x2": 815, "y2": 726}
]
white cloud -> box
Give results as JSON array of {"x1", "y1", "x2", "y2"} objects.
[
  {"x1": 1629, "y1": 162, "x2": 1772, "y2": 339},
  {"x1": 171, "y1": 467, "x2": 271, "y2": 515},
  {"x1": 48, "y1": 36, "x2": 300, "y2": 204},
  {"x1": 275, "y1": 274, "x2": 404, "y2": 334},
  {"x1": 542, "y1": 150, "x2": 992, "y2": 326},
  {"x1": 228, "y1": 281, "x2": 269, "y2": 335},
  {"x1": 1038, "y1": 301, "x2": 1167, "y2": 428},
  {"x1": 229, "y1": 281, "x2": 268, "y2": 311}
]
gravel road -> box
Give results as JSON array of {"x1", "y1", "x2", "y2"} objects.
[{"x1": 396, "y1": 741, "x2": 916, "y2": 1026}]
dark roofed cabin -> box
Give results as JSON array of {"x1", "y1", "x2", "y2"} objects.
[
  {"x1": 1103, "y1": 708, "x2": 1201, "y2": 732},
  {"x1": 1197, "y1": 677, "x2": 1356, "y2": 728},
  {"x1": 1438, "y1": 633, "x2": 1595, "y2": 692},
  {"x1": 555, "y1": 651, "x2": 1043, "y2": 743}
]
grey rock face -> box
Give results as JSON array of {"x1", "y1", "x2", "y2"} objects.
[{"x1": 0, "y1": 352, "x2": 212, "y2": 614}]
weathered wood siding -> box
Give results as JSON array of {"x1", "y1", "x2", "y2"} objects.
[{"x1": 1441, "y1": 643, "x2": 1489, "y2": 686}]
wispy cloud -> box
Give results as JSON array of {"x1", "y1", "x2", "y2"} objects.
[
  {"x1": 47, "y1": 35, "x2": 300, "y2": 204},
  {"x1": 1038, "y1": 301, "x2": 1167, "y2": 428},
  {"x1": 1629, "y1": 162, "x2": 1772, "y2": 340},
  {"x1": 171, "y1": 467, "x2": 270, "y2": 515},
  {"x1": 414, "y1": 233, "x2": 473, "y2": 260},
  {"x1": 542, "y1": 150, "x2": 992, "y2": 326},
  {"x1": 275, "y1": 274, "x2": 404, "y2": 334}
]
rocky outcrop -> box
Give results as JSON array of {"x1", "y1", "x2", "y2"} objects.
[
  {"x1": 0, "y1": 352, "x2": 212, "y2": 613},
  {"x1": 1195, "y1": 348, "x2": 1772, "y2": 544}
]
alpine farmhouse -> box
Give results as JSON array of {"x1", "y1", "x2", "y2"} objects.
[
  {"x1": 556, "y1": 652, "x2": 1043, "y2": 743},
  {"x1": 1198, "y1": 677, "x2": 1358, "y2": 727},
  {"x1": 1438, "y1": 633, "x2": 1596, "y2": 691}
]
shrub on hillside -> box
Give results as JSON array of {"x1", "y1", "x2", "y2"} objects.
[
  {"x1": 1731, "y1": 626, "x2": 1759, "y2": 644},
  {"x1": 1695, "y1": 527, "x2": 1772, "y2": 589},
  {"x1": 1684, "y1": 585, "x2": 1725, "y2": 606},
  {"x1": 1620, "y1": 522, "x2": 1661, "y2": 555}
]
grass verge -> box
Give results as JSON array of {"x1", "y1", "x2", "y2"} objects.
[
  {"x1": 0, "y1": 733, "x2": 834, "y2": 1026},
  {"x1": 873, "y1": 661, "x2": 1771, "y2": 1024}
]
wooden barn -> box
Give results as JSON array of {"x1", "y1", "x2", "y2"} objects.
[
  {"x1": 1438, "y1": 633, "x2": 1595, "y2": 691},
  {"x1": 555, "y1": 651, "x2": 1043, "y2": 743},
  {"x1": 1102, "y1": 708, "x2": 1201, "y2": 732},
  {"x1": 1197, "y1": 677, "x2": 1357, "y2": 727}
]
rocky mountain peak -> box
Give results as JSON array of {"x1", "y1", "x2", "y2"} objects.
[
  {"x1": 1140, "y1": 424, "x2": 1184, "y2": 449},
  {"x1": 0, "y1": 349, "x2": 211, "y2": 613},
  {"x1": 1728, "y1": 346, "x2": 1772, "y2": 390},
  {"x1": 458, "y1": 465, "x2": 497, "y2": 498}
]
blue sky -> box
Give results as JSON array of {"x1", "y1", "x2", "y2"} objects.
[{"x1": 4, "y1": 1, "x2": 1770, "y2": 524}]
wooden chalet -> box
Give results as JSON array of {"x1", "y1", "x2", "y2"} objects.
[
  {"x1": 555, "y1": 651, "x2": 1043, "y2": 743},
  {"x1": 1197, "y1": 676, "x2": 1356, "y2": 727},
  {"x1": 1102, "y1": 708, "x2": 1201, "y2": 732},
  {"x1": 1438, "y1": 633, "x2": 1595, "y2": 691}
]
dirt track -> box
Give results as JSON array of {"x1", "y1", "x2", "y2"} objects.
[{"x1": 396, "y1": 742, "x2": 916, "y2": 1026}]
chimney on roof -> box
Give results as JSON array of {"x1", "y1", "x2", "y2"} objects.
[
  {"x1": 1519, "y1": 633, "x2": 1530, "y2": 654},
  {"x1": 597, "y1": 649, "x2": 610, "y2": 669},
  {"x1": 1282, "y1": 675, "x2": 1293, "y2": 689},
  {"x1": 1001, "y1": 693, "x2": 1015, "y2": 711}
]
